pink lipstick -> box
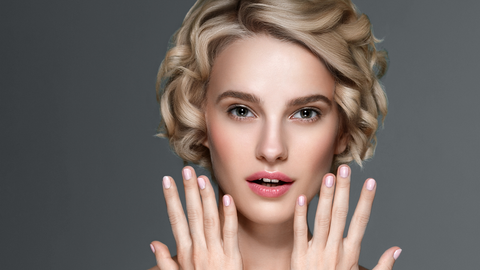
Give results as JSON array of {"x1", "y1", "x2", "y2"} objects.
[{"x1": 246, "y1": 171, "x2": 293, "y2": 198}]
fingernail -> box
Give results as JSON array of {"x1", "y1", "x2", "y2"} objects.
[
  {"x1": 163, "y1": 176, "x2": 171, "y2": 189},
  {"x1": 197, "y1": 177, "x2": 206, "y2": 190},
  {"x1": 393, "y1": 249, "x2": 402, "y2": 260},
  {"x1": 298, "y1": 195, "x2": 305, "y2": 206},
  {"x1": 223, "y1": 195, "x2": 231, "y2": 206},
  {"x1": 325, "y1": 175, "x2": 334, "y2": 188},
  {"x1": 366, "y1": 178, "x2": 376, "y2": 191},
  {"x1": 150, "y1": 244, "x2": 155, "y2": 253},
  {"x1": 183, "y1": 168, "x2": 192, "y2": 180},
  {"x1": 340, "y1": 166, "x2": 349, "y2": 178}
]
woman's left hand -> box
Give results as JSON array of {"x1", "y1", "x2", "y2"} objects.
[{"x1": 291, "y1": 165, "x2": 401, "y2": 270}]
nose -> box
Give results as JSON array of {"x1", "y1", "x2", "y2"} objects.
[{"x1": 255, "y1": 119, "x2": 288, "y2": 163}]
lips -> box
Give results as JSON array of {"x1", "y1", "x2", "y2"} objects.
[{"x1": 246, "y1": 171, "x2": 293, "y2": 198}]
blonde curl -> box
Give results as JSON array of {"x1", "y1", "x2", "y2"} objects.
[{"x1": 157, "y1": 0, "x2": 388, "y2": 172}]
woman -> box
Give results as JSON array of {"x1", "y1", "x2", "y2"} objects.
[{"x1": 150, "y1": 0, "x2": 400, "y2": 269}]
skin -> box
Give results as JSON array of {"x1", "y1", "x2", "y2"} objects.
[{"x1": 150, "y1": 35, "x2": 400, "y2": 270}]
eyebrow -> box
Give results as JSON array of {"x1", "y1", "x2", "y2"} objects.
[
  {"x1": 216, "y1": 90, "x2": 261, "y2": 104},
  {"x1": 216, "y1": 90, "x2": 332, "y2": 107},
  {"x1": 287, "y1": 94, "x2": 332, "y2": 107}
]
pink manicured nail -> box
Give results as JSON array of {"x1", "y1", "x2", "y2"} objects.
[
  {"x1": 150, "y1": 244, "x2": 155, "y2": 253},
  {"x1": 325, "y1": 175, "x2": 334, "y2": 188},
  {"x1": 393, "y1": 249, "x2": 402, "y2": 260},
  {"x1": 197, "y1": 177, "x2": 206, "y2": 190},
  {"x1": 163, "y1": 176, "x2": 171, "y2": 189},
  {"x1": 183, "y1": 168, "x2": 192, "y2": 180},
  {"x1": 340, "y1": 166, "x2": 349, "y2": 178},
  {"x1": 298, "y1": 195, "x2": 305, "y2": 206},
  {"x1": 223, "y1": 195, "x2": 231, "y2": 206},
  {"x1": 366, "y1": 178, "x2": 376, "y2": 191}
]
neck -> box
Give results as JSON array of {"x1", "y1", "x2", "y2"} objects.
[{"x1": 218, "y1": 188, "x2": 309, "y2": 270}]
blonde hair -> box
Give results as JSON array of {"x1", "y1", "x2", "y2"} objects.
[{"x1": 157, "y1": 0, "x2": 388, "y2": 171}]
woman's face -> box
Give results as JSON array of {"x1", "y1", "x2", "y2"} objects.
[{"x1": 204, "y1": 35, "x2": 346, "y2": 225}]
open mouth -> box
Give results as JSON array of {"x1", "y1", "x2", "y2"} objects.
[{"x1": 250, "y1": 178, "x2": 287, "y2": 187}]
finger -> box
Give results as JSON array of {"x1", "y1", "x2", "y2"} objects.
[
  {"x1": 346, "y1": 178, "x2": 376, "y2": 249},
  {"x1": 182, "y1": 166, "x2": 207, "y2": 249},
  {"x1": 292, "y1": 195, "x2": 308, "y2": 256},
  {"x1": 312, "y1": 174, "x2": 335, "y2": 247},
  {"x1": 222, "y1": 195, "x2": 240, "y2": 258},
  {"x1": 150, "y1": 241, "x2": 179, "y2": 270},
  {"x1": 372, "y1": 247, "x2": 402, "y2": 270},
  {"x1": 162, "y1": 176, "x2": 192, "y2": 260},
  {"x1": 328, "y1": 165, "x2": 351, "y2": 244},
  {"x1": 197, "y1": 175, "x2": 222, "y2": 250}
]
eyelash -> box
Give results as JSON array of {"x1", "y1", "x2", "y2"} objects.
[
  {"x1": 290, "y1": 108, "x2": 322, "y2": 122},
  {"x1": 227, "y1": 105, "x2": 322, "y2": 123},
  {"x1": 227, "y1": 105, "x2": 256, "y2": 121}
]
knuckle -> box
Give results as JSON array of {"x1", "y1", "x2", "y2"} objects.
[
  {"x1": 320, "y1": 189, "x2": 334, "y2": 200},
  {"x1": 316, "y1": 216, "x2": 331, "y2": 229},
  {"x1": 294, "y1": 227, "x2": 308, "y2": 238},
  {"x1": 336, "y1": 178, "x2": 351, "y2": 188},
  {"x1": 333, "y1": 207, "x2": 349, "y2": 220},
  {"x1": 168, "y1": 212, "x2": 183, "y2": 226},
  {"x1": 203, "y1": 216, "x2": 217, "y2": 231},
  {"x1": 187, "y1": 209, "x2": 202, "y2": 223},
  {"x1": 223, "y1": 228, "x2": 237, "y2": 239},
  {"x1": 224, "y1": 208, "x2": 236, "y2": 217},
  {"x1": 353, "y1": 213, "x2": 370, "y2": 227},
  {"x1": 163, "y1": 189, "x2": 177, "y2": 200}
]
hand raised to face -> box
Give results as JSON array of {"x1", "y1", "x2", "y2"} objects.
[
  {"x1": 150, "y1": 167, "x2": 243, "y2": 270},
  {"x1": 291, "y1": 165, "x2": 401, "y2": 270},
  {"x1": 149, "y1": 166, "x2": 401, "y2": 270}
]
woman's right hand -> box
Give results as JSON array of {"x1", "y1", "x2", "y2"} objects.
[{"x1": 150, "y1": 166, "x2": 243, "y2": 270}]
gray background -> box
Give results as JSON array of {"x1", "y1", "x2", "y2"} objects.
[{"x1": 1, "y1": 0, "x2": 479, "y2": 269}]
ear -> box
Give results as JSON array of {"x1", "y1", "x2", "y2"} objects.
[
  {"x1": 202, "y1": 112, "x2": 210, "y2": 149},
  {"x1": 334, "y1": 132, "x2": 348, "y2": 155},
  {"x1": 202, "y1": 135, "x2": 209, "y2": 149}
]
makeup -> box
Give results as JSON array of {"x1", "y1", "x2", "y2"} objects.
[{"x1": 246, "y1": 171, "x2": 293, "y2": 198}]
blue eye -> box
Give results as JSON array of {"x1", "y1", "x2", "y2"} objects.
[
  {"x1": 291, "y1": 108, "x2": 320, "y2": 120},
  {"x1": 229, "y1": 106, "x2": 255, "y2": 118}
]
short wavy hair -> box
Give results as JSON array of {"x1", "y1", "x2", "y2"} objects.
[{"x1": 157, "y1": 0, "x2": 388, "y2": 172}]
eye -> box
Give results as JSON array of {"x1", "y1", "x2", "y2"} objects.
[
  {"x1": 228, "y1": 105, "x2": 255, "y2": 119},
  {"x1": 291, "y1": 108, "x2": 321, "y2": 121}
]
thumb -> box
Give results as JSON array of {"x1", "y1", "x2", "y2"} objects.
[
  {"x1": 372, "y1": 246, "x2": 402, "y2": 270},
  {"x1": 150, "y1": 241, "x2": 179, "y2": 270}
]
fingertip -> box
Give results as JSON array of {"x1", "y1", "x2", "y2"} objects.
[
  {"x1": 163, "y1": 176, "x2": 171, "y2": 189},
  {"x1": 151, "y1": 241, "x2": 178, "y2": 269},
  {"x1": 393, "y1": 248, "x2": 402, "y2": 260},
  {"x1": 338, "y1": 164, "x2": 350, "y2": 178},
  {"x1": 324, "y1": 174, "x2": 335, "y2": 188},
  {"x1": 223, "y1": 194, "x2": 231, "y2": 207},
  {"x1": 366, "y1": 178, "x2": 376, "y2": 191},
  {"x1": 298, "y1": 195, "x2": 306, "y2": 206},
  {"x1": 182, "y1": 166, "x2": 194, "y2": 180},
  {"x1": 374, "y1": 246, "x2": 401, "y2": 270}
]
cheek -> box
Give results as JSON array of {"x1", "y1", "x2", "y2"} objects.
[{"x1": 206, "y1": 114, "x2": 256, "y2": 179}]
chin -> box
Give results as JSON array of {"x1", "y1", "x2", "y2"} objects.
[{"x1": 237, "y1": 199, "x2": 296, "y2": 225}]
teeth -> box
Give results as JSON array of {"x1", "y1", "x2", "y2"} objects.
[{"x1": 261, "y1": 178, "x2": 280, "y2": 183}]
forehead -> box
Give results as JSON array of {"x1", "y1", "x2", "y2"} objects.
[{"x1": 207, "y1": 34, "x2": 335, "y2": 101}]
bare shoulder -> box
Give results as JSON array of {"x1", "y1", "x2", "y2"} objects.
[{"x1": 148, "y1": 255, "x2": 178, "y2": 270}]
